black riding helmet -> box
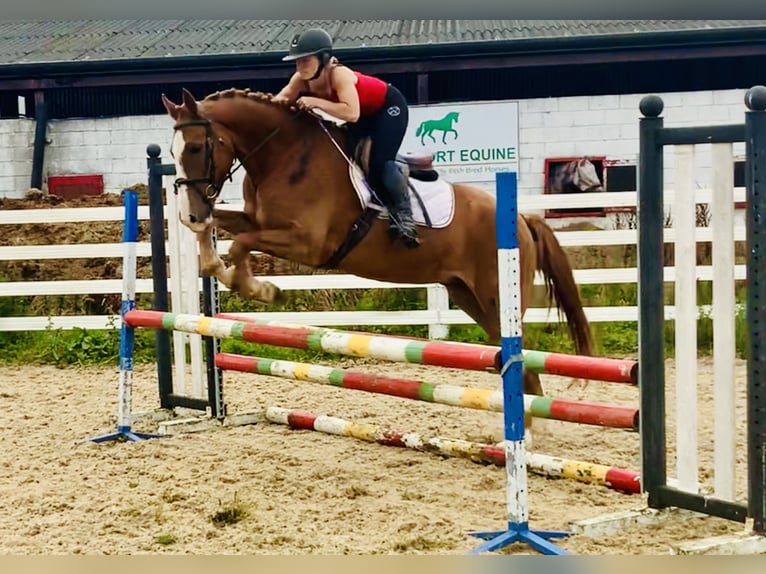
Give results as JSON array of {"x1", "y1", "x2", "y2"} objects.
[{"x1": 282, "y1": 28, "x2": 333, "y2": 62}]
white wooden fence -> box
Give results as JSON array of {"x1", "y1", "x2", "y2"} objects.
[{"x1": 0, "y1": 186, "x2": 747, "y2": 335}]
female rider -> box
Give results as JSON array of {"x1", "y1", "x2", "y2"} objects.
[{"x1": 272, "y1": 27, "x2": 419, "y2": 248}]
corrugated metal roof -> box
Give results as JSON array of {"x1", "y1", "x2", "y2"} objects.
[
  {"x1": 201, "y1": 20, "x2": 287, "y2": 55},
  {"x1": 1, "y1": 20, "x2": 765, "y2": 66},
  {"x1": 334, "y1": 20, "x2": 403, "y2": 48}
]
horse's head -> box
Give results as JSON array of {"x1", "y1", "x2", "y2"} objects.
[
  {"x1": 553, "y1": 158, "x2": 604, "y2": 194},
  {"x1": 162, "y1": 88, "x2": 237, "y2": 232},
  {"x1": 571, "y1": 158, "x2": 604, "y2": 192}
]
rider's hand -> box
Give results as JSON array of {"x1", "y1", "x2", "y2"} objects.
[{"x1": 296, "y1": 96, "x2": 320, "y2": 111}]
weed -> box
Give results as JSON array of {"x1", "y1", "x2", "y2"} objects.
[
  {"x1": 211, "y1": 493, "x2": 249, "y2": 527},
  {"x1": 155, "y1": 534, "x2": 176, "y2": 545}
]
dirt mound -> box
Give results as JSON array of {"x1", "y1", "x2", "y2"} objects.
[{"x1": 0, "y1": 187, "x2": 306, "y2": 316}]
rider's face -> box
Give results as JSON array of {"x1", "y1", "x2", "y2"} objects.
[{"x1": 295, "y1": 55, "x2": 320, "y2": 80}]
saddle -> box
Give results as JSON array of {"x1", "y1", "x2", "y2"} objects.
[
  {"x1": 309, "y1": 108, "x2": 454, "y2": 270},
  {"x1": 395, "y1": 151, "x2": 440, "y2": 182}
]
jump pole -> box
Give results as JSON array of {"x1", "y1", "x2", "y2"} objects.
[
  {"x1": 123, "y1": 309, "x2": 636, "y2": 383},
  {"x1": 466, "y1": 172, "x2": 570, "y2": 554},
  {"x1": 265, "y1": 406, "x2": 641, "y2": 495},
  {"x1": 216, "y1": 352, "x2": 639, "y2": 430},
  {"x1": 216, "y1": 312, "x2": 638, "y2": 385}
]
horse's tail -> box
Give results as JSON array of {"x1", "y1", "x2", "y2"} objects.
[
  {"x1": 416, "y1": 123, "x2": 424, "y2": 137},
  {"x1": 523, "y1": 214, "x2": 593, "y2": 356}
]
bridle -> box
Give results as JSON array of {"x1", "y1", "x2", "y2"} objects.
[
  {"x1": 172, "y1": 119, "x2": 228, "y2": 200},
  {"x1": 172, "y1": 108, "x2": 308, "y2": 201}
]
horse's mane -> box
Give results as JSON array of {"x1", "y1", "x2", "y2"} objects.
[
  {"x1": 201, "y1": 87, "x2": 296, "y2": 113},
  {"x1": 197, "y1": 87, "x2": 352, "y2": 165},
  {"x1": 198, "y1": 87, "x2": 338, "y2": 137}
]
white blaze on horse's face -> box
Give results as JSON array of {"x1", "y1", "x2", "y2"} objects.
[{"x1": 171, "y1": 128, "x2": 211, "y2": 232}]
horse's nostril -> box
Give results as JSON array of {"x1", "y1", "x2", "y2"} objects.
[{"x1": 189, "y1": 214, "x2": 197, "y2": 223}]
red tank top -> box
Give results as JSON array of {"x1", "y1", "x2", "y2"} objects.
[
  {"x1": 352, "y1": 71, "x2": 388, "y2": 115},
  {"x1": 325, "y1": 68, "x2": 388, "y2": 116}
]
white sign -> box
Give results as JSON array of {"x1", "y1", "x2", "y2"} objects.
[{"x1": 399, "y1": 100, "x2": 519, "y2": 184}]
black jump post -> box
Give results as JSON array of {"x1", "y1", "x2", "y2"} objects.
[{"x1": 638, "y1": 85, "x2": 766, "y2": 532}]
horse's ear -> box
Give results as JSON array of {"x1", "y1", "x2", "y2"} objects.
[
  {"x1": 161, "y1": 94, "x2": 178, "y2": 118},
  {"x1": 181, "y1": 88, "x2": 199, "y2": 115}
]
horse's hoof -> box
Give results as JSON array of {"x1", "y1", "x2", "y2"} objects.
[
  {"x1": 200, "y1": 263, "x2": 225, "y2": 278},
  {"x1": 273, "y1": 286, "x2": 287, "y2": 305},
  {"x1": 262, "y1": 282, "x2": 285, "y2": 305}
]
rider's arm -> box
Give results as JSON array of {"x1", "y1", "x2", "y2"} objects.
[
  {"x1": 271, "y1": 72, "x2": 305, "y2": 104},
  {"x1": 305, "y1": 67, "x2": 360, "y2": 123}
]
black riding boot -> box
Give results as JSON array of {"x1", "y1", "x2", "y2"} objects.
[{"x1": 380, "y1": 161, "x2": 420, "y2": 248}]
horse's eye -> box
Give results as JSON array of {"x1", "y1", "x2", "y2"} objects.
[{"x1": 187, "y1": 144, "x2": 203, "y2": 154}]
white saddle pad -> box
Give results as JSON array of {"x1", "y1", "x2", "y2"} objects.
[{"x1": 348, "y1": 164, "x2": 455, "y2": 229}]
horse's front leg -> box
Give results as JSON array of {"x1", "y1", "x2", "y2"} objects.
[
  {"x1": 222, "y1": 237, "x2": 284, "y2": 304},
  {"x1": 212, "y1": 208, "x2": 255, "y2": 235},
  {"x1": 197, "y1": 226, "x2": 226, "y2": 279},
  {"x1": 203, "y1": 208, "x2": 255, "y2": 286},
  {"x1": 195, "y1": 213, "x2": 283, "y2": 304},
  {"x1": 223, "y1": 220, "x2": 317, "y2": 303},
  {"x1": 198, "y1": 231, "x2": 283, "y2": 304}
]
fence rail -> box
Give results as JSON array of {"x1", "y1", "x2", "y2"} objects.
[
  {"x1": 0, "y1": 264, "x2": 748, "y2": 298},
  {"x1": 0, "y1": 303, "x2": 734, "y2": 332},
  {"x1": 0, "y1": 187, "x2": 747, "y2": 333}
]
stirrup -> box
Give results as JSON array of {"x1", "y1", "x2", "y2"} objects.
[
  {"x1": 388, "y1": 220, "x2": 420, "y2": 248},
  {"x1": 399, "y1": 234, "x2": 421, "y2": 249}
]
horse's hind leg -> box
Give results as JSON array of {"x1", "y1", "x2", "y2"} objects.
[
  {"x1": 446, "y1": 280, "x2": 540, "y2": 443},
  {"x1": 446, "y1": 276, "x2": 542, "y2": 439},
  {"x1": 445, "y1": 280, "x2": 497, "y2": 340},
  {"x1": 523, "y1": 370, "x2": 543, "y2": 395},
  {"x1": 446, "y1": 280, "x2": 541, "y2": 392}
]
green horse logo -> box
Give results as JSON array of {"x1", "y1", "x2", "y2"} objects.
[{"x1": 415, "y1": 111, "x2": 459, "y2": 145}]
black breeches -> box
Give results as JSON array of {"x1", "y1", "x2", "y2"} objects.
[{"x1": 348, "y1": 84, "x2": 409, "y2": 195}]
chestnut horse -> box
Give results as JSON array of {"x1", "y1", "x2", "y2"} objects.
[{"x1": 161, "y1": 88, "x2": 593, "y2": 397}]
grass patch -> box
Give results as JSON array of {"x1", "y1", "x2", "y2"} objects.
[
  {"x1": 211, "y1": 493, "x2": 249, "y2": 527},
  {"x1": 155, "y1": 534, "x2": 177, "y2": 546}
]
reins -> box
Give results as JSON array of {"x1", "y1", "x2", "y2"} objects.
[
  {"x1": 172, "y1": 106, "x2": 308, "y2": 199},
  {"x1": 225, "y1": 107, "x2": 309, "y2": 181}
]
